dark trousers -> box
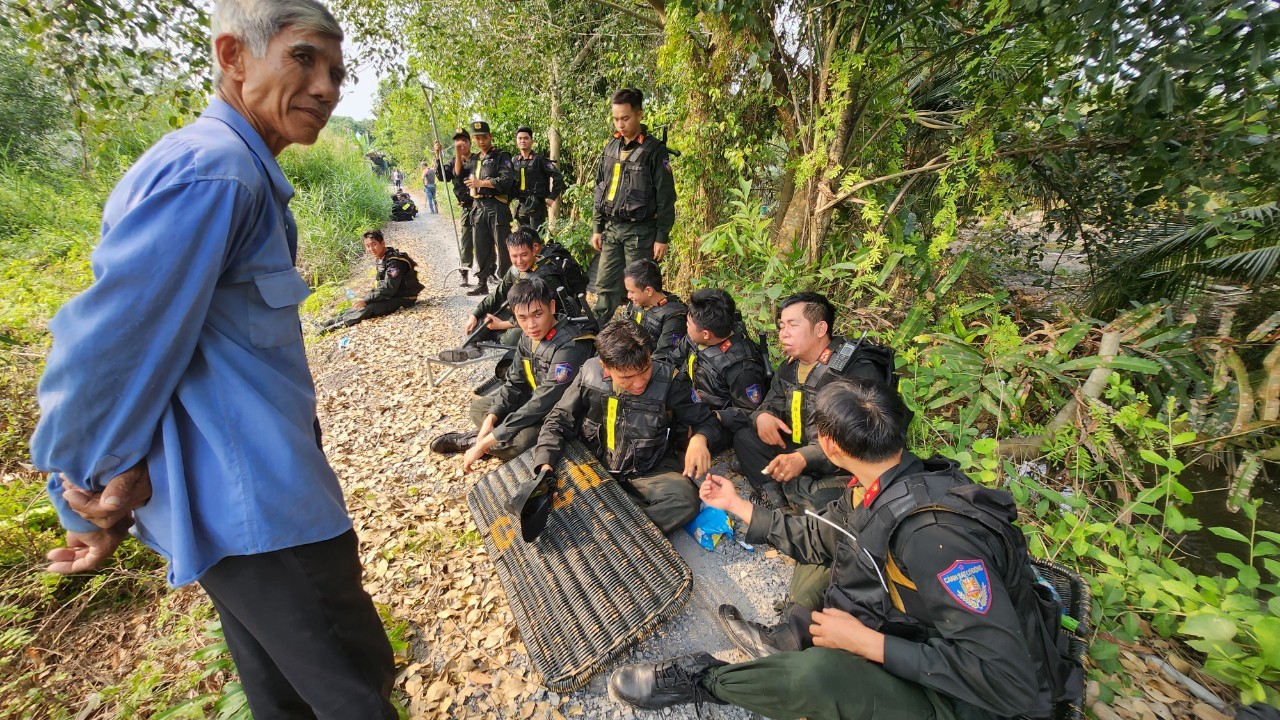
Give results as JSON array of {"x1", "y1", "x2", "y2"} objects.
[
  {"x1": 468, "y1": 395, "x2": 541, "y2": 460},
  {"x1": 732, "y1": 426, "x2": 846, "y2": 512},
  {"x1": 473, "y1": 200, "x2": 512, "y2": 282},
  {"x1": 516, "y1": 203, "x2": 548, "y2": 236},
  {"x1": 197, "y1": 530, "x2": 396, "y2": 720},
  {"x1": 460, "y1": 208, "x2": 475, "y2": 268},
  {"x1": 324, "y1": 297, "x2": 416, "y2": 330}
]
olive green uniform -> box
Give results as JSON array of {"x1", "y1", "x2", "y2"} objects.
[{"x1": 590, "y1": 126, "x2": 676, "y2": 322}]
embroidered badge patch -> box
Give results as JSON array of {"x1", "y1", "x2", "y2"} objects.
[
  {"x1": 745, "y1": 384, "x2": 763, "y2": 405},
  {"x1": 938, "y1": 559, "x2": 991, "y2": 614},
  {"x1": 691, "y1": 387, "x2": 701, "y2": 403},
  {"x1": 671, "y1": 333, "x2": 684, "y2": 347},
  {"x1": 387, "y1": 266, "x2": 400, "y2": 277},
  {"x1": 553, "y1": 362, "x2": 574, "y2": 384},
  {"x1": 662, "y1": 157, "x2": 673, "y2": 173}
]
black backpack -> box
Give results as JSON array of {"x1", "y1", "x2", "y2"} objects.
[{"x1": 541, "y1": 242, "x2": 590, "y2": 297}]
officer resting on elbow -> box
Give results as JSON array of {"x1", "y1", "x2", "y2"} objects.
[
  {"x1": 530, "y1": 319, "x2": 722, "y2": 534},
  {"x1": 609, "y1": 378, "x2": 1083, "y2": 720},
  {"x1": 319, "y1": 230, "x2": 422, "y2": 332},
  {"x1": 621, "y1": 259, "x2": 687, "y2": 364}
]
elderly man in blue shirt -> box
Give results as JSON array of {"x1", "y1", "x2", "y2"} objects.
[{"x1": 29, "y1": 1, "x2": 396, "y2": 717}]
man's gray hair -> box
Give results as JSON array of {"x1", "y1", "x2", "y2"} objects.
[{"x1": 211, "y1": 0, "x2": 343, "y2": 87}]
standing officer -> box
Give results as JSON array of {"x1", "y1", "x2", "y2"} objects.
[
  {"x1": 674, "y1": 289, "x2": 769, "y2": 450},
  {"x1": 434, "y1": 128, "x2": 477, "y2": 287},
  {"x1": 531, "y1": 319, "x2": 720, "y2": 534},
  {"x1": 512, "y1": 126, "x2": 563, "y2": 235},
  {"x1": 431, "y1": 279, "x2": 596, "y2": 466},
  {"x1": 465, "y1": 120, "x2": 517, "y2": 296},
  {"x1": 591, "y1": 88, "x2": 676, "y2": 322},
  {"x1": 620, "y1": 259, "x2": 687, "y2": 363},
  {"x1": 320, "y1": 230, "x2": 422, "y2": 332},
  {"x1": 609, "y1": 379, "x2": 1082, "y2": 720},
  {"x1": 735, "y1": 292, "x2": 897, "y2": 513}
]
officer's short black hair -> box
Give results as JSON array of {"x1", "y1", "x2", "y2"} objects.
[
  {"x1": 508, "y1": 278, "x2": 555, "y2": 313},
  {"x1": 362, "y1": 230, "x2": 384, "y2": 243},
  {"x1": 516, "y1": 126, "x2": 533, "y2": 137},
  {"x1": 688, "y1": 289, "x2": 737, "y2": 339},
  {"x1": 596, "y1": 319, "x2": 652, "y2": 372},
  {"x1": 813, "y1": 378, "x2": 907, "y2": 463},
  {"x1": 610, "y1": 88, "x2": 644, "y2": 111},
  {"x1": 780, "y1": 292, "x2": 835, "y2": 335},
  {"x1": 623, "y1": 259, "x2": 662, "y2": 292},
  {"x1": 506, "y1": 227, "x2": 541, "y2": 250}
]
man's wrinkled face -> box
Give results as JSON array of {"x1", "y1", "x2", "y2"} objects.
[
  {"x1": 777, "y1": 303, "x2": 826, "y2": 359},
  {"x1": 516, "y1": 132, "x2": 533, "y2": 153},
  {"x1": 236, "y1": 25, "x2": 345, "y2": 154},
  {"x1": 363, "y1": 236, "x2": 386, "y2": 259},
  {"x1": 611, "y1": 102, "x2": 642, "y2": 139},
  {"x1": 474, "y1": 133, "x2": 494, "y2": 153},
  {"x1": 606, "y1": 362, "x2": 653, "y2": 396},
  {"x1": 508, "y1": 242, "x2": 540, "y2": 273},
  {"x1": 454, "y1": 137, "x2": 472, "y2": 155},
  {"x1": 514, "y1": 300, "x2": 556, "y2": 341}
]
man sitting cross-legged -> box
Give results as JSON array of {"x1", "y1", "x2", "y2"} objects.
[
  {"x1": 609, "y1": 378, "x2": 1082, "y2": 720},
  {"x1": 431, "y1": 278, "x2": 595, "y2": 465},
  {"x1": 530, "y1": 319, "x2": 721, "y2": 534}
]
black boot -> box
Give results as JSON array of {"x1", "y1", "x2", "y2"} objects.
[
  {"x1": 717, "y1": 604, "x2": 799, "y2": 660},
  {"x1": 608, "y1": 652, "x2": 727, "y2": 711},
  {"x1": 466, "y1": 277, "x2": 490, "y2": 296},
  {"x1": 459, "y1": 268, "x2": 470, "y2": 287},
  {"x1": 430, "y1": 431, "x2": 478, "y2": 455}
]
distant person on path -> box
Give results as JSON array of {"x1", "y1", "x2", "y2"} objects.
[
  {"x1": 464, "y1": 120, "x2": 517, "y2": 297},
  {"x1": 590, "y1": 88, "x2": 676, "y2": 323},
  {"x1": 319, "y1": 230, "x2": 422, "y2": 332},
  {"x1": 434, "y1": 129, "x2": 478, "y2": 287},
  {"x1": 421, "y1": 161, "x2": 438, "y2": 213},
  {"x1": 511, "y1": 126, "x2": 563, "y2": 235},
  {"x1": 391, "y1": 190, "x2": 417, "y2": 220},
  {"x1": 390, "y1": 167, "x2": 404, "y2": 190},
  {"x1": 29, "y1": 1, "x2": 396, "y2": 718}
]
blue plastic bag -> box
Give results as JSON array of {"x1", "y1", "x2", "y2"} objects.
[{"x1": 684, "y1": 505, "x2": 734, "y2": 551}]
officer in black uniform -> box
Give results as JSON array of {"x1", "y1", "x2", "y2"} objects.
[
  {"x1": 434, "y1": 129, "x2": 478, "y2": 287},
  {"x1": 609, "y1": 378, "x2": 1083, "y2": 720},
  {"x1": 620, "y1": 259, "x2": 686, "y2": 363},
  {"x1": 531, "y1": 319, "x2": 722, "y2": 534},
  {"x1": 512, "y1": 126, "x2": 563, "y2": 235},
  {"x1": 673, "y1": 289, "x2": 769, "y2": 451},
  {"x1": 464, "y1": 120, "x2": 517, "y2": 296},
  {"x1": 319, "y1": 230, "x2": 422, "y2": 331},
  {"x1": 390, "y1": 191, "x2": 417, "y2": 221},
  {"x1": 591, "y1": 88, "x2": 676, "y2": 323},
  {"x1": 735, "y1": 291, "x2": 897, "y2": 513},
  {"x1": 430, "y1": 279, "x2": 596, "y2": 465}
]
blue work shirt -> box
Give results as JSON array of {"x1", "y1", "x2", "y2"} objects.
[{"x1": 31, "y1": 98, "x2": 352, "y2": 587}]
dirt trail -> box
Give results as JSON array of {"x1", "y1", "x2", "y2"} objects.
[{"x1": 306, "y1": 190, "x2": 790, "y2": 719}]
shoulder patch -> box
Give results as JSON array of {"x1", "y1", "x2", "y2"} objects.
[
  {"x1": 670, "y1": 333, "x2": 684, "y2": 347},
  {"x1": 745, "y1": 384, "x2": 763, "y2": 405},
  {"x1": 662, "y1": 157, "x2": 672, "y2": 173},
  {"x1": 387, "y1": 265, "x2": 400, "y2": 277},
  {"x1": 937, "y1": 559, "x2": 991, "y2": 615},
  {"x1": 553, "y1": 362, "x2": 574, "y2": 384}
]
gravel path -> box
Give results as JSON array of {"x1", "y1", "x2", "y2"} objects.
[{"x1": 304, "y1": 189, "x2": 793, "y2": 719}]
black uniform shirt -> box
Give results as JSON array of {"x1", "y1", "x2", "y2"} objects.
[
  {"x1": 489, "y1": 319, "x2": 595, "y2": 443},
  {"x1": 364, "y1": 248, "x2": 420, "y2": 302},
  {"x1": 437, "y1": 154, "x2": 477, "y2": 209}
]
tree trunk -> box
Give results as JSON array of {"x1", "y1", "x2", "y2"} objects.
[{"x1": 548, "y1": 59, "x2": 562, "y2": 224}]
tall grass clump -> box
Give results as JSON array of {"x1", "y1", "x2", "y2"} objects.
[{"x1": 280, "y1": 129, "x2": 388, "y2": 285}]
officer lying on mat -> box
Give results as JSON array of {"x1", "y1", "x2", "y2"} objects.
[
  {"x1": 609, "y1": 378, "x2": 1082, "y2": 720},
  {"x1": 671, "y1": 288, "x2": 769, "y2": 452},
  {"x1": 430, "y1": 278, "x2": 595, "y2": 468},
  {"x1": 530, "y1": 318, "x2": 722, "y2": 534},
  {"x1": 620, "y1": 259, "x2": 687, "y2": 364}
]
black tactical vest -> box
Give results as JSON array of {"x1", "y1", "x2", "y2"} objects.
[
  {"x1": 593, "y1": 134, "x2": 664, "y2": 223},
  {"x1": 380, "y1": 248, "x2": 423, "y2": 297},
  {"x1": 513, "y1": 153, "x2": 552, "y2": 199},
  {"x1": 475, "y1": 149, "x2": 512, "y2": 204},
  {"x1": 624, "y1": 293, "x2": 686, "y2": 350},
  {"x1": 827, "y1": 458, "x2": 1083, "y2": 717},
  {"x1": 684, "y1": 328, "x2": 766, "y2": 408},
  {"x1": 576, "y1": 359, "x2": 677, "y2": 476},
  {"x1": 516, "y1": 318, "x2": 595, "y2": 388}
]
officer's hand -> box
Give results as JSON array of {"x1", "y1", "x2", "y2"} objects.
[
  {"x1": 755, "y1": 413, "x2": 791, "y2": 448},
  {"x1": 433, "y1": 140, "x2": 443, "y2": 155},
  {"x1": 465, "y1": 316, "x2": 479, "y2": 334},
  {"x1": 46, "y1": 521, "x2": 131, "y2": 575},
  {"x1": 461, "y1": 445, "x2": 485, "y2": 472},
  {"x1": 61, "y1": 463, "x2": 151, "y2": 530},
  {"x1": 353, "y1": 299, "x2": 366, "y2": 310},
  {"x1": 652, "y1": 242, "x2": 668, "y2": 262},
  {"x1": 591, "y1": 232, "x2": 603, "y2": 252},
  {"x1": 765, "y1": 452, "x2": 807, "y2": 483},
  {"x1": 682, "y1": 434, "x2": 710, "y2": 479},
  {"x1": 485, "y1": 315, "x2": 513, "y2": 331},
  {"x1": 699, "y1": 473, "x2": 740, "y2": 511},
  {"x1": 810, "y1": 608, "x2": 885, "y2": 663},
  {"x1": 545, "y1": 198, "x2": 555, "y2": 208}
]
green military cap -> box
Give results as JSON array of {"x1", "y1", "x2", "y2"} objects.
[{"x1": 471, "y1": 120, "x2": 492, "y2": 135}]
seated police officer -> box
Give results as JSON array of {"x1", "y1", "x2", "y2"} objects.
[
  {"x1": 439, "y1": 227, "x2": 581, "y2": 361},
  {"x1": 320, "y1": 230, "x2": 422, "y2": 332},
  {"x1": 735, "y1": 291, "x2": 895, "y2": 512},
  {"x1": 531, "y1": 319, "x2": 721, "y2": 534},
  {"x1": 430, "y1": 278, "x2": 596, "y2": 467},
  {"x1": 391, "y1": 191, "x2": 417, "y2": 221},
  {"x1": 621, "y1": 259, "x2": 686, "y2": 363},
  {"x1": 673, "y1": 289, "x2": 769, "y2": 451},
  {"x1": 609, "y1": 378, "x2": 1082, "y2": 720}
]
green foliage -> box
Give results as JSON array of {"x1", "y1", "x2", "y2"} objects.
[{"x1": 0, "y1": 34, "x2": 65, "y2": 161}]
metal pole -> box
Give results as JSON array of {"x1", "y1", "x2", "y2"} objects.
[{"x1": 419, "y1": 83, "x2": 464, "y2": 264}]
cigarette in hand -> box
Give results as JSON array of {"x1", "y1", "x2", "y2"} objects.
[{"x1": 761, "y1": 467, "x2": 772, "y2": 475}]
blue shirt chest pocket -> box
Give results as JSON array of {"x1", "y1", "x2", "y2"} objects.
[{"x1": 250, "y1": 269, "x2": 311, "y2": 348}]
